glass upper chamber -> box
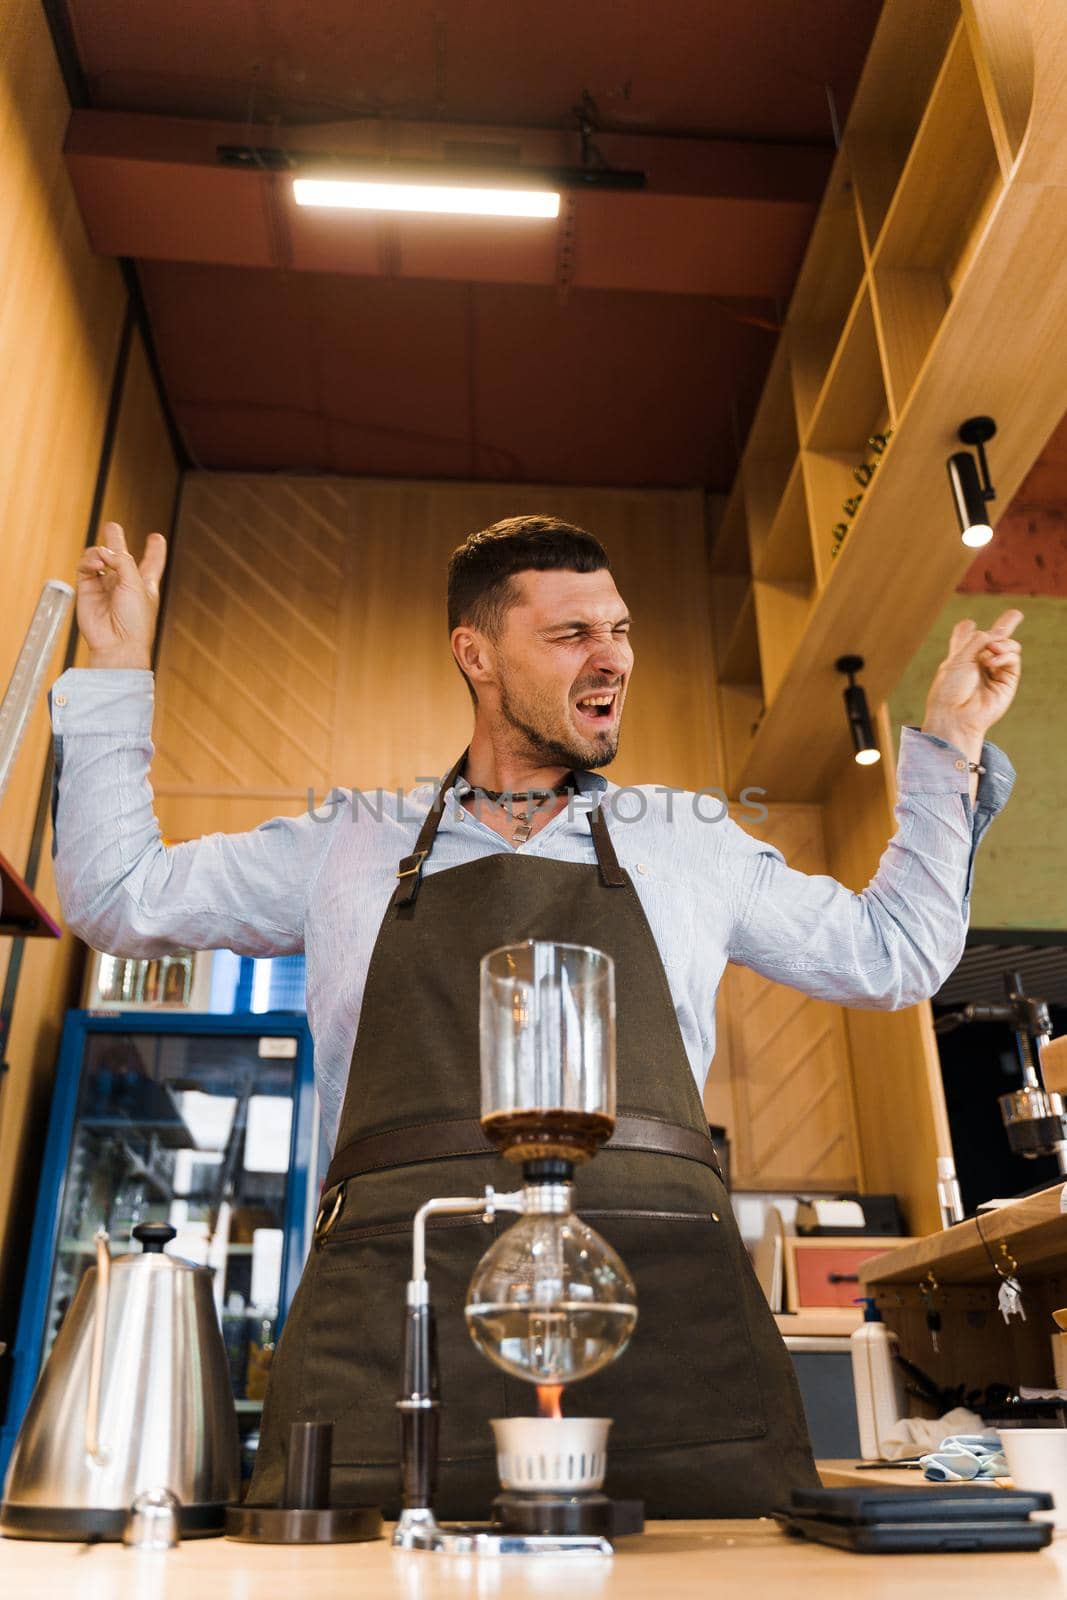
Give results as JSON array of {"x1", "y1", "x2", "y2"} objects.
[{"x1": 479, "y1": 941, "x2": 616, "y2": 1164}]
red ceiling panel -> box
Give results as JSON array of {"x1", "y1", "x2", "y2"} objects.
[
  {"x1": 65, "y1": 1, "x2": 881, "y2": 139},
  {"x1": 140, "y1": 262, "x2": 771, "y2": 485},
  {"x1": 58, "y1": 0, "x2": 884, "y2": 485}
]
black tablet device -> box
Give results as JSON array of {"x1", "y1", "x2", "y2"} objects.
[
  {"x1": 787, "y1": 1484, "x2": 1054, "y2": 1523},
  {"x1": 775, "y1": 1511, "x2": 1053, "y2": 1555}
]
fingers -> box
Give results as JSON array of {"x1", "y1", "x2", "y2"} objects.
[
  {"x1": 81, "y1": 526, "x2": 149, "y2": 586},
  {"x1": 947, "y1": 611, "x2": 1024, "y2": 662},
  {"x1": 947, "y1": 618, "x2": 977, "y2": 654},
  {"x1": 83, "y1": 544, "x2": 129, "y2": 581},
  {"x1": 77, "y1": 544, "x2": 124, "y2": 583},
  {"x1": 979, "y1": 637, "x2": 1022, "y2": 677},
  {"x1": 138, "y1": 532, "x2": 168, "y2": 598},
  {"x1": 988, "y1": 607, "x2": 1024, "y2": 639}
]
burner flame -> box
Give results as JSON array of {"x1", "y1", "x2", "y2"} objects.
[{"x1": 536, "y1": 1383, "x2": 564, "y2": 1420}]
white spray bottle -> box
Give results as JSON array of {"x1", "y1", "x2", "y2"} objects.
[{"x1": 851, "y1": 1296, "x2": 908, "y2": 1460}]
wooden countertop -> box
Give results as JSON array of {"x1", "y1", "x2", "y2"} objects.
[{"x1": 2, "y1": 1515, "x2": 1064, "y2": 1598}]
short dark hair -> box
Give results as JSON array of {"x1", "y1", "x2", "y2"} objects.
[{"x1": 447, "y1": 515, "x2": 609, "y2": 640}]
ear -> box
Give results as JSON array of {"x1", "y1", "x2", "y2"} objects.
[{"x1": 451, "y1": 624, "x2": 495, "y2": 690}]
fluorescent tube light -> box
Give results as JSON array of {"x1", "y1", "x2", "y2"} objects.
[{"x1": 293, "y1": 177, "x2": 560, "y2": 218}]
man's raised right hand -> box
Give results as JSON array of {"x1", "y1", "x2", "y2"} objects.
[{"x1": 76, "y1": 522, "x2": 168, "y2": 670}]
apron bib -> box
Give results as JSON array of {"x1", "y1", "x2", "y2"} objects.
[{"x1": 249, "y1": 759, "x2": 817, "y2": 1518}]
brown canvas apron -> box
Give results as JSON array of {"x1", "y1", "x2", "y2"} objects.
[{"x1": 249, "y1": 759, "x2": 818, "y2": 1519}]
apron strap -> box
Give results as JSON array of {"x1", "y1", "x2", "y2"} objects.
[
  {"x1": 588, "y1": 800, "x2": 628, "y2": 887},
  {"x1": 392, "y1": 751, "x2": 468, "y2": 909},
  {"x1": 393, "y1": 753, "x2": 628, "y2": 906}
]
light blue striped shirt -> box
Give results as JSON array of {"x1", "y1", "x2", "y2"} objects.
[{"x1": 46, "y1": 669, "x2": 1015, "y2": 1148}]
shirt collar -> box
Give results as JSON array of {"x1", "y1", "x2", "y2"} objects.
[{"x1": 450, "y1": 768, "x2": 608, "y2": 801}]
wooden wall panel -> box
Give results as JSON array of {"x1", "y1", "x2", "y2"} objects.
[
  {"x1": 0, "y1": 0, "x2": 180, "y2": 1294},
  {"x1": 716, "y1": 805, "x2": 863, "y2": 1191},
  {"x1": 0, "y1": 0, "x2": 129, "y2": 1282},
  {"x1": 153, "y1": 476, "x2": 722, "y2": 838},
  {"x1": 0, "y1": 0, "x2": 124, "y2": 873},
  {"x1": 824, "y1": 704, "x2": 952, "y2": 1236},
  {"x1": 0, "y1": 316, "x2": 178, "y2": 1289}
]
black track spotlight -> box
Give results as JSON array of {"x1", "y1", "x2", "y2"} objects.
[
  {"x1": 947, "y1": 415, "x2": 997, "y2": 549},
  {"x1": 835, "y1": 655, "x2": 881, "y2": 766}
]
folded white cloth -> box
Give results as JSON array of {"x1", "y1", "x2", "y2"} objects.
[
  {"x1": 879, "y1": 1407, "x2": 985, "y2": 1460},
  {"x1": 921, "y1": 1433, "x2": 1007, "y2": 1482}
]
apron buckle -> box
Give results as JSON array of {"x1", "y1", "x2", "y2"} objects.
[
  {"x1": 314, "y1": 1182, "x2": 346, "y2": 1244},
  {"x1": 395, "y1": 850, "x2": 429, "y2": 880}
]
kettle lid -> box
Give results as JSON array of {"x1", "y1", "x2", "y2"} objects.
[
  {"x1": 133, "y1": 1222, "x2": 176, "y2": 1253},
  {"x1": 116, "y1": 1221, "x2": 208, "y2": 1273}
]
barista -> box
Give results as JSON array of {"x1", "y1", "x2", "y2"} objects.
[{"x1": 51, "y1": 515, "x2": 1021, "y2": 1517}]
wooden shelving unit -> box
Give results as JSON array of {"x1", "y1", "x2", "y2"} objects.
[
  {"x1": 859, "y1": 1185, "x2": 1067, "y2": 1398},
  {"x1": 707, "y1": 0, "x2": 1067, "y2": 800}
]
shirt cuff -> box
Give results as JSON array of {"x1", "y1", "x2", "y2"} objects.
[
  {"x1": 50, "y1": 667, "x2": 155, "y2": 736},
  {"x1": 898, "y1": 725, "x2": 1016, "y2": 818}
]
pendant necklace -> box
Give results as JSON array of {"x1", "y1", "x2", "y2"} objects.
[{"x1": 468, "y1": 775, "x2": 576, "y2": 845}]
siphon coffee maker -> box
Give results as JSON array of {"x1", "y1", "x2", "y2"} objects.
[{"x1": 392, "y1": 941, "x2": 643, "y2": 1555}]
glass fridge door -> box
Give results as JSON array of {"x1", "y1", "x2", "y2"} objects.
[{"x1": 42, "y1": 1022, "x2": 307, "y2": 1454}]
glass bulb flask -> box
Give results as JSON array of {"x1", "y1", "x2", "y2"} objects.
[{"x1": 465, "y1": 1192, "x2": 636, "y2": 1384}]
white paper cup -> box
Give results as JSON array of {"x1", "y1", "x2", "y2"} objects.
[{"x1": 1000, "y1": 1428, "x2": 1067, "y2": 1531}]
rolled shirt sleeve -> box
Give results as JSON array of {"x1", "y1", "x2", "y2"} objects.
[
  {"x1": 727, "y1": 725, "x2": 1015, "y2": 1009},
  {"x1": 49, "y1": 667, "x2": 333, "y2": 957}
]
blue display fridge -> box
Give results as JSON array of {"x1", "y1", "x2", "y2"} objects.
[{"x1": 1, "y1": 1009, "x2": 321, "y2": 1480}]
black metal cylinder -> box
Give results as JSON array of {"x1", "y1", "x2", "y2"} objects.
[
  {"x1": 843, "y1": 681, "x2": 877, "y2": 759},
  {"x1": 399, "y1": 1302, "x2": 440, "y2": 1510},
  {"x1": 284, "y1": 1421, "x2": 332, "y2": 1510},
  {"x1": 947, "y1": 451, "x2": 989, "y2": 538}
]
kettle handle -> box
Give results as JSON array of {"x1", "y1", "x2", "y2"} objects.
[{"x1": 85, "y1": 1228, "x2": 111, "y2": 1464}]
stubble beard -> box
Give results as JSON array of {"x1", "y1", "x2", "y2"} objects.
[{"x1": 497, "y1": 673, "x2": 620, "y2": 771}]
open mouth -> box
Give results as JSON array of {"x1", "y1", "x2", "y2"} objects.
[{"x1": 573, "y1": 691, "x2": 619, "y2": 731}]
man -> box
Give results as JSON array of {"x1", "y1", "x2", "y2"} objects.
[{"x1": 52, "y1": 514, "x2": 1020, "y2": 1518}]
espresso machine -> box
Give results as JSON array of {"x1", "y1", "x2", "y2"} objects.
[
  {"x1": 934, "y1": 970, "x2": 1067, "y2": 1175},
  {"x1": 393, "y1": 940, "x2": 643, "y2": 1556}
]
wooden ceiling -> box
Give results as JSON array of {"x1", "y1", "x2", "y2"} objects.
[
  {"x1": 53, "y1": 1, "x2": 1067, "y2": 565},
  {"x1": 57, "y1": 0, "x2": 883, "y2": 488}
]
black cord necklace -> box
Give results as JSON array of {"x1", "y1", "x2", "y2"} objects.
[
  {"x1": 469, "y1": 774, "x2": 575, "y2": 804},
  {"x1": 466, "y1": 773, "x2": 577, "y2": 844}
]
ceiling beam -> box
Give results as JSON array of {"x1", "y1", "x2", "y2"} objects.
[{"x1": 65, "y1": 109, "x2": 830, "y2": 298}]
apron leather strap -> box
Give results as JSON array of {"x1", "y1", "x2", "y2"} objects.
[
  {"x1": 587, "y1": 800, "x2": 628, "y2": 887},
  {"x1": 393, "y1": 752, "x2": 468, "y2": 909},
  {"x1": 393, "y1": 753, "x2": 628, "y2": 907},
  {"x1": 325, "y1": 1113, "x2": 723, "y2": 1190}
]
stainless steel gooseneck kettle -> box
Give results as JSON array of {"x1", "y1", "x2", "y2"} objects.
[{"x1": 1, "y1": 1222, "x2": 240, "y2": 1541}]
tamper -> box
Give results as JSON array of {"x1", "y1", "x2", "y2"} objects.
[{"x1": 225, "y1": 1422, "x2": 381, "y2": 1543}]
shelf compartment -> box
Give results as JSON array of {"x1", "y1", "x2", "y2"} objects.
[
  {"x1": 741, "y1": 340, "x2": 799, "y2": 550},
  {"x1": 873, "y1": 22, "x2": 1003, "y2": 300},
  {"x1": 845, "y1": 0, "x2": 960, "y2": 247},
  {"x1": 801, "y1": 449, "x2": 889, "y2": 589},
  {"x1": 870, "y1": 267, "x2": 948, "y2": 420},
  {"x1": 750, "y1": 458, "x2": 812, "y2": 586},
  {"x1": 708, "y1": 481, "x2": 749, "y2": 576},
  {"x1": 805, "y1": 286, "x2": 891, "y2": 456},
  {"x1": 788, "y1": 157, "x2": 866, "y2": 436},
  {"x1": 719, "y1": 682, "x2": 764, "y2": 786},
  {"x1": 753, "y1": 578, "x2": 815, "y2": 706},
  {"x1": 712, "y1": 578, "x2": 760, "y2": 687}
]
